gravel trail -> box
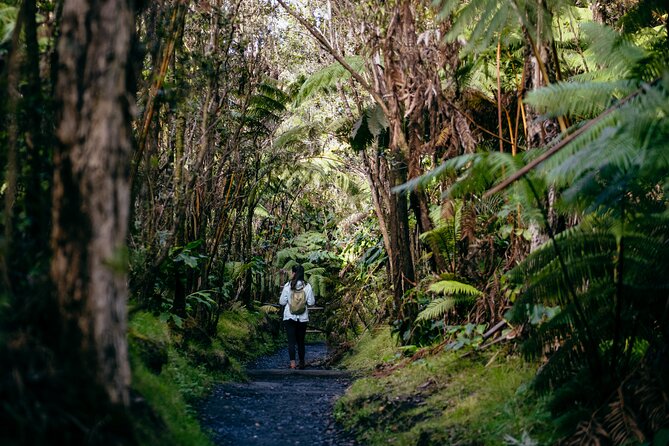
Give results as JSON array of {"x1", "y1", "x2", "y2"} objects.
[{"x1": 197, "y1": 342, "x2": 357, "y2": 446}]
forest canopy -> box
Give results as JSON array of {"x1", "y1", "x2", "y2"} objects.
[{"x1": 1, "y1": 0, "x2": 668, "y2": 444}]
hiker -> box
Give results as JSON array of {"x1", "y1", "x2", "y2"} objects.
[{"x1": 279, "y1": 264, "x2": 315, "y2": 369}]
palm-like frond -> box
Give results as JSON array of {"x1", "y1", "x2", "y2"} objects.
[
  {"x1": 0, "y1": 3, "x2": 17, "y2": 45},
  {"x1": 579, "y1": 22, "x2": 649, "y2": 80},
  {"x1": 525, "y1": 79, "x2": 638, "y2": 119},
  {"x1": 244, "y1": 80, "x2": 290, "y2": 133},
  {"x1": 428, "y1": 279, "x2": 483, "y2": 297},
  {"x1": 416, "y1": 279, "x2": 482, "y2": 321},
  {"x1": 395, "y1": 151, "x2": 524, "y2": 196},
  {"x1": 435, "y1": 0, "x2": 576, "y2": 55},
  {"x1": 273, "y1": 124, "x2": 320, "y2": 150},
  {"x1": 416, "y1": 297, "x2": 457, "y2": 322},
  {"x1": 294, "y1": 55, "x2": 365, "y2": 105},
  {"x1": 508, "y1": 215, "x2": 669, "y2": 422}
]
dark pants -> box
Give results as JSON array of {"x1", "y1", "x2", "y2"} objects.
[{"x1": 285, "y1": 319, "x2": 307, "y2": 362}]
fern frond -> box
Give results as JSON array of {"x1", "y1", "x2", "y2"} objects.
[
  {"x1": 580, "y1": 22, "x2": 648, "y2": 79},
  {"x1": 428, "y1": 280, "x2": 483, "y2": 297},
  {"x1": 603, "y1": 396, "x2": 646, "y2": 445},
  {"x1": 531, "y1": 337, "x2": 584, "y2": 391},
  {"x1": 420, "y1": 201, "x2": 463, "y2": 264},
  {"x1": 0, "y1": 4, "x2": 17, "y2": 45},
  {"x1": 508, "y1": 227, "x2": 616, "y2": 282},
  {"x1": 256, "y1": 79, "x2": 290, "y2": 104},
  {"x1": 525, "y1": 80, "x2": 638, "y2": 119},
  {"x1": 274, "y1": 124, "x2": 321, "y2": 150},
  {"x1": 259, "y1": 305, "x2": 279, "y2": 314},
  {"x1": 294, "y1": 56, "x2": 365, "y2": 105},
  {"x1": 416, "y1": 297, "x2": 456, "y2": 321},
  {"x1": 394, "y1": 151, "x2": 523, "y2": 196}
]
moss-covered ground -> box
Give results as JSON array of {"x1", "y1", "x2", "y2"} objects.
[
  {"x1": 127, "y1": 307, "x2": 282, "y2": 446},
  {"x1": 335, "y1": 327, "x2": 557, "y2": 445}
]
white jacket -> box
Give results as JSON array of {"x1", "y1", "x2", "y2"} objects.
[{"x1": 279, "y1": 280, "x2": 315, "y2": 322}]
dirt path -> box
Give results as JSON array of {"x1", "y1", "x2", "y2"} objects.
[{"x1": 197, "y1": 342, "x2": 358, "y2": 446}]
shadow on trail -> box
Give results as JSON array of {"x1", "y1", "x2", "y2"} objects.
[{"x1": 197, "y1": 342, "x2": 358, "y2": 446}]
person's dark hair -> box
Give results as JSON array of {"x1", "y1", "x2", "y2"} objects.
[{"x1": 291, "y1": 264, "x2": 305, "y2": 290}]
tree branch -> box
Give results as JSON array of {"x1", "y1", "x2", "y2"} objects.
[
  {"x1": 275, "y1": 0, "x2": 390, "y2": 117},
  {"x1": 483, "y1": 84, "x2": 647, "y2": 198}
]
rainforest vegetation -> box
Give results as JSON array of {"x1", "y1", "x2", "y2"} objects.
[{"x1": 1, "y1": 0, "x2": 668, "y2": 444}]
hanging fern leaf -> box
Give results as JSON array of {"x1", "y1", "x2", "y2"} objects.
[
  {"x1": 294, "y1": 55, "x2": 365, "y2": 105},
  {"x1": 350, "y1": 103, "x2": 390, "y2": 151},
  {"x1": 416, "y1": 297, "x2": 457, "y2": 321},
  {"x1": 525, "y1": 79, "x2": 638, "y2": 119}
]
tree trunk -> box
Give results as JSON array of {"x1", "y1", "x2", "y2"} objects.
[
  {"x1": 23, "y1": 0, "x2": 51, "y2": 252},
  {"x1": 389, "y1": 161, "x2": 415, "y2": 306},
  {"x1": 51, "y1": 0, "x2": 135, "y2": 407},
  {"x1": 523, "y1": 3, "x2": 560, "y2": 252}
]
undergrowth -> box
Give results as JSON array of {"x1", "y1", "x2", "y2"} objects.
[
  {"x1": 127, "y1": 307, "x2": 282, "y2": 445},
  {"x1": 336, "y1": 326, "x2": 556, "y2": 445}
]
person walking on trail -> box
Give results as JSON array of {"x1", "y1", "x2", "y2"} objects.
[{"x1": 279, "y1": 264, "x2": 315, "y2": 369}]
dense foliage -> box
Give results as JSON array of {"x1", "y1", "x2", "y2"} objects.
[{"x1": 1, "y1": 0, "x2": 668, "y2": 444}]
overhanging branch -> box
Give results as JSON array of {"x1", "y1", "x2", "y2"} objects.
[
  {"x1": 275, "y1": 0, "x2": 391, "y2": 118},
  {"x1": 483, "y1": 84, "x2": 648, "y2": 198}
]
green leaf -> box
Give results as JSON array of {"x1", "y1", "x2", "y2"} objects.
[
  {"x1": 428, "y1": 280, "x2": 482, "y2": 297},
  {"x1": 294, "y1": 55, "x2": 365, "y2": 105}
]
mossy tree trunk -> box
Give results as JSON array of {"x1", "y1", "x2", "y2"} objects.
[{"x1": 51, "y1": 0, "x2": 136, "y2": 407}]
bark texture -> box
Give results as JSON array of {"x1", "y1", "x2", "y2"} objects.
[{"x1": 51, "y1": 0, "x2": 135, "y2": 406}]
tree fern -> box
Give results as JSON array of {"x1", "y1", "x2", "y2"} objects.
[
  {"x1": 420, "y1": 201, "x2": 463, "y2": 272},
  {"x1": 423, "y1": 5, "x2": 669, "y2": 438},
  {"x1": 273, "y1": 123, "x2": 322, "y2": 151},
  {"x1": 416, "y1": 279, "x2": 482, "y2": 321},
  {"x1": 525, "y1": 79, "x2": 638, "y2": 119},
  {"x1": 508, "y1": 216, "x2": 669, "y2": 431},
  {"x1": 428, "y1": 279, "x2": 483, "y2": 297},
  {"x1": 435, "y1": 0, "x2": 577, "y2": 56}
]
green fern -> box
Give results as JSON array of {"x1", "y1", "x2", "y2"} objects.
[
  {"x1": 428, "y1": 279, "x2": 483, "y2": 297},
  {"x1": 244, "y1": 79, "x2": 290, "y2": 133},
  {"x1": 0, "y1": 3, "x2": 17, "y2": 45},
  {"x1": 273, "y1": 123, "x2": 321, "y2": 150},
  {"x1": 435, "y1": 0, "x2": 577, "y2": 56},
  {"x1": 426, "y1": 4, "x2": 669, "y2": 438},
  {"x1": 416, "y1": 297, "x2": 457, "y2": 322},
  {"x1": 294, "y1": 55, "x2": 365, "y2": 105},
  {"x1": 525, "y1": 79, "x2": 638, "y2": 119},
  {"x1": 416, "y1": 279, "x2": 482, "y2": 321},
  {"x1": 508, "y1": 216, "x2": 669, "y2": 432},
  {"x1": 420, "y1": 201, "x2": 463, "y2": 272}
]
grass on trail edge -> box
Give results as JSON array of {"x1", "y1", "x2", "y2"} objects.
[
  {"x1": 335, "y1": 326, "x2": 557, "y2": 445},
  {"x1": 127, "y1": 307, "x2": 282, "y2": 446}
]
